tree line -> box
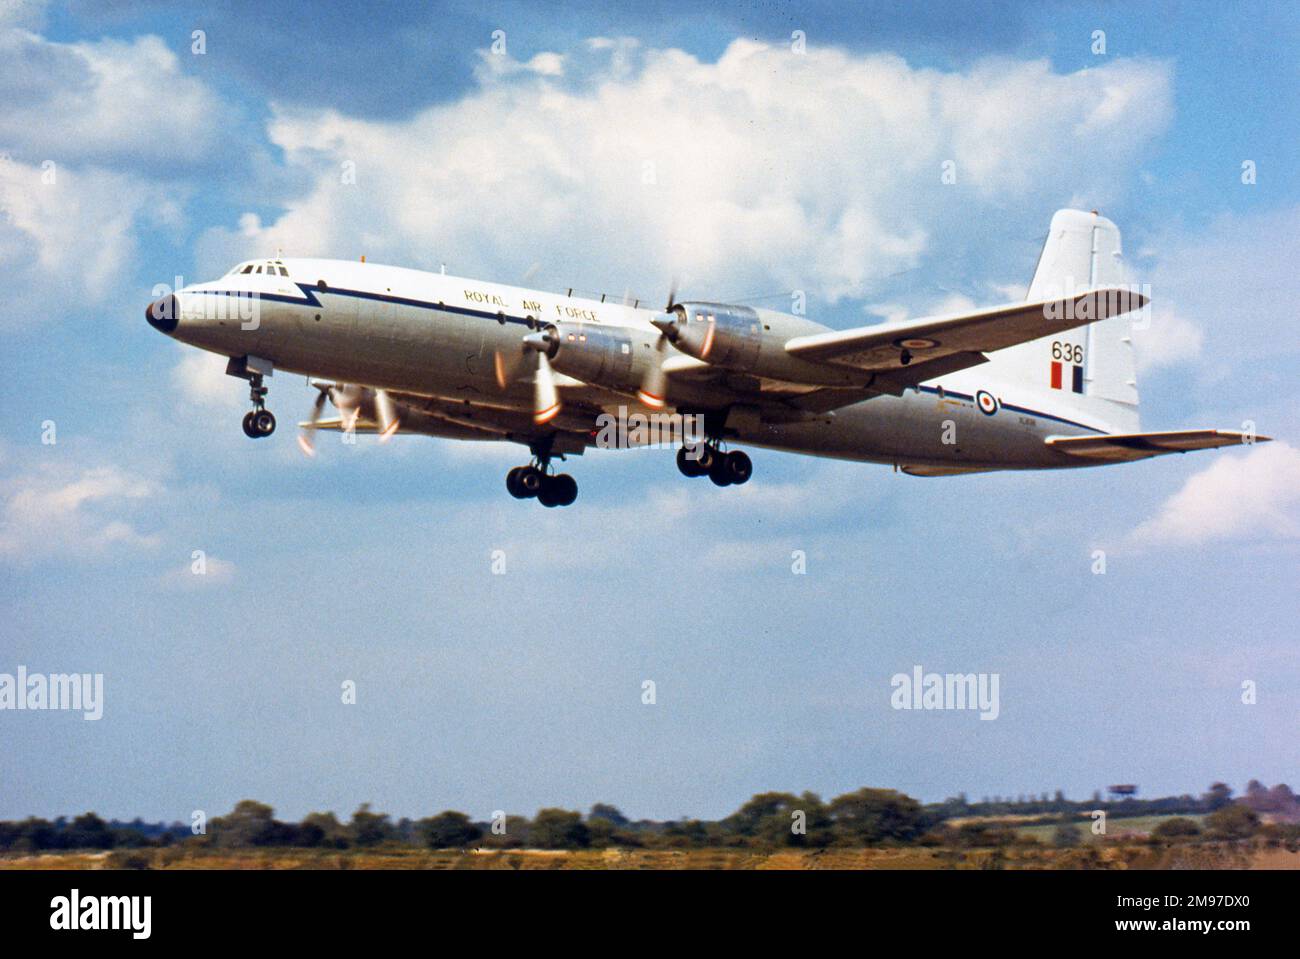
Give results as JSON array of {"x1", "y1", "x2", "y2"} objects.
[{"x1": 2, "y1": 781, "x2": 1295, "y2": 853}]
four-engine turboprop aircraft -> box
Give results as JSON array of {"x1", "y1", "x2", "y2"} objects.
[{"x1": 146, "y1": 209, "x2": 1267, "y2": 507}]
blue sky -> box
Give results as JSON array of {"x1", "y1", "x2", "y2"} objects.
[{"x1": 0, "y1": 0, "x2": 1296, "y2": 823}]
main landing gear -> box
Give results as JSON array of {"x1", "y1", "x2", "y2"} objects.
[
  {"x1": 676, "y1": 443, "x2": 752, "y2": 487},
  {"x1": 506, "y1": 441, "x2": 578, "y2": 507},
  {"x1": 239, "y1": 373, "x2": 276, "y2": 439}
]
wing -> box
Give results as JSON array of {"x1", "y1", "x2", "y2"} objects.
[
  {"x1": 1046, "y1": 429, "x2": 1269, "y2": 462},
  {"x1": 784, "y1": 288, "x2": 1147, "y2": 376},
  {"x1": 660, "y1": 346, "x2": 995, "y2": 417},
  {"x1": 300, "y1": 389, "x2": 596, "y2": 453},
  {"x1": 300, "y1": 412, "x2": 510, "y2": 443}
]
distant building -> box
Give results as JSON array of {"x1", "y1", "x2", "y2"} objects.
[{"x1": 1107, "y1": 784, "x2": 1138, "y2": 798}]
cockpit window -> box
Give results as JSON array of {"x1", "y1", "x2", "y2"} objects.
[{"x1": 227, "y1": 260, "x2": 289, "y2": 278}]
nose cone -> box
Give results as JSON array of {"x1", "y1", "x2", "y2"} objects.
[{"x1": 145, "y1": 294, "x2": 178, "y2": 334}]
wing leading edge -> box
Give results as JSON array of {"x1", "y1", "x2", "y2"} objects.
[{"x1": 784, "y1": 288, "x2": 1147, "y2": 374}]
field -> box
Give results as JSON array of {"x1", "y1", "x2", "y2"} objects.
[
  {"x1": 4, "y1": 841, "x2": 1296, "y2": 871},
  {"x1": 1001, "y1": 813, "x2": 1209, "y2": 843}
]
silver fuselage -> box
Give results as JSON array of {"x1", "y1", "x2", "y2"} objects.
[{"x1": 165, "y1": 258, "x2": 1108, "y2": 471}]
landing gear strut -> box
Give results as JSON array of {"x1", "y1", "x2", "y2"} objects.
[
  {"x1": 238, "y1": 373, "x2": 276, "y2": 438},
  {"x1": 506, "y1": 440, "x2": 578, "y2": 507},
  {"x1": 677, "y1": 441, "x2": 752, "y2": 487}
]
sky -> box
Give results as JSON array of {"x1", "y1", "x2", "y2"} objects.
[{"x1": 0, "y1": 0, "x2": 1296, "y2": 824}]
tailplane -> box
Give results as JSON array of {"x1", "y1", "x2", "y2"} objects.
[{"x1": 1047, "y1": 429, "x2": 1268, "y2": 462}]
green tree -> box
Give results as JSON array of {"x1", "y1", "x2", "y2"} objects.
[
  {"x1": 64, "y1": 812, "x2": 116, "y2": 850},
  {"x1": 529, "y1": 809, "x2": 589, "y2": 849},
  {"x1": 585, "y1": 817, "x2": 616, "y2": 848},
  {"x1": 1202, "y1": 782, "x2": 1233, "y2": 812},
  {"x1": 588, "y1": 804, "x2": 629, "y2": 827},
  {"x1": 349, "y1": 804, "x2": 392, "y2": 846},
  {"x1": 1205, "y1": 804, "x2": 1258, "y2": 840},
  {"x1": 726, "y1": 792, "x2": 801, "y2": 841},
  {"x1": 1151, "y1": 817, "x2": 1201, "y2": 840},
  {"x1": 212, "y1": 800, "x2": 281, "y2": 847},
  {"x1": 828, "y1": 788, "x2": 924, "y2": 845},
  {"x1": 419, "y1": 811, "x2": 482, "y2": 849},
  {"x1": 301, "y1": 811, "x2": 348, "y2": 848},
  {"x1": 663, "y1": 819, "x2": 709, "y2": 847},
  {"x1": 791, "y1": 792, "x2": 834, "y2": 847},
  {"x1": 723, "y1": 791, "x2": 831, "y2": 847}
]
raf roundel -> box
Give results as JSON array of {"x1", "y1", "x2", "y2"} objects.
[
  {"x1": 894, "y1": 336, "x2": 939, "y2": 351},
  {"x1": 976, "y1": 390, "x2": 999, "y2": 416}
]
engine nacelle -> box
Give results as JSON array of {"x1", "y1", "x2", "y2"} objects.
[
  {"x1": 539, "y1": 321, "x2": 640, "y2": 394},
  {"x1": 666, "y1": 302, "x2": 762, "y2": 369},
  {"x1": 657, "y1": 301, "x2": 866, "y2": 387}
]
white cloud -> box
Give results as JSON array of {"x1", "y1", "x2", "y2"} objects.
[
  {"x1": 195, "y1": 41, "x2": 1171, "y2": 305},
  {"x1": 989, "y1": 281, "x2": 1028, "y2": 302},
  {"x1": 0, "y1": 158, "x2": 181, "y2": 323},
  {"x1": 0, "y1": 0, "x2": 46, "y2": 31},
  {"x1": 1130, "y1": 442, "x2": 1300, "y2": 547},
  {"x1": 0, "y1": 20, "x2": 238, "y2": 325},
  {"x1": 0, "y1": 28, "x2": 226, "y2": 169},
  {"x1": 0, "y1": 463, "x2": 162, "y2": 561},
  {"x1": 474, "y1": 47, "x2": 567, "y2": 81},
  {"x1": 172, "y1": 350, "x2": 244, "y2": 410},
  {"x1": 1138, "y1": 205, "x2": 1300, "y2": 379},
  {"x1": 1131, "y1": 301, "x2": 1205, "y2": 373},
  {"x1": 524, "y1": 52, "x2": 565, "y2": 77},
  {"x1": 865, "y1": 291, "x2": 978, "y2": 324},
  {"x1": 161, "y1": 554, "x2": 237, "y2": 588}
]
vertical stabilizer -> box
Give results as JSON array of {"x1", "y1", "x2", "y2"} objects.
[{"x1": 986, "y1": 209, "x2": 1141, "y2": 433}]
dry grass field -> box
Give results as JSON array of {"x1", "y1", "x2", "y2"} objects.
[{"x1": 3, "y1": 843, "x2": 1296, "y2": 871}]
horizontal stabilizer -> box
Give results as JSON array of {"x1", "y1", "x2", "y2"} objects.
[{"x1": 1046, "y1": 429, "x2": 1270, "y2": 462}]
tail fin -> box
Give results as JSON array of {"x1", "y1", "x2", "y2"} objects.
[{"x1": 987, "y1": 209, "x2": 1142, "y2": 433}]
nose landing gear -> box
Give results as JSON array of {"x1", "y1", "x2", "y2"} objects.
[
  {"x1": 242, "y1": 407, "x2": 276, "y2": 438},
  {"x1": 239, "y1": 374, "x2": 276, "y2": 438}
]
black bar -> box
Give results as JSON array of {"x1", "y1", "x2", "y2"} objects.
[{"x1": 0, "y1": 867, "x2": 1287, "y2": 946}]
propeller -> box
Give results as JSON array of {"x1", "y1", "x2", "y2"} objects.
[
  {"x1": 297, "y1": 381, "x2": 397, "y2": 455},
  {"x1": 297, "y1": 381, "x2": 332, "y2": 457},
  {"x1": 523, "y1": 329, "x2": 561, "y2": 424},
  {"x1": 493, "y1": 342, "x2": 530, "y2": 390},
  {"x1": 493, "y1": 265, "x2": 546, "y2": 389},
  {"x1": 374, "y1": 388, "x2": 400, "y2": 442},
  {"x1": 637, "y1": 280, "x2": 681, "y2": 410}
]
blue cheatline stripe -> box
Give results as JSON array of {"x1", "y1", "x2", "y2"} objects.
[
  {"x1": 186, "y1": 284, "x2": 1108, "y2": 436},
  {"x1": 187, "y1": 283, "x2": 538, "y2": 327},
  {"x1": 917, "y1": 385, "x2": 1105, "y2": 434}
]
